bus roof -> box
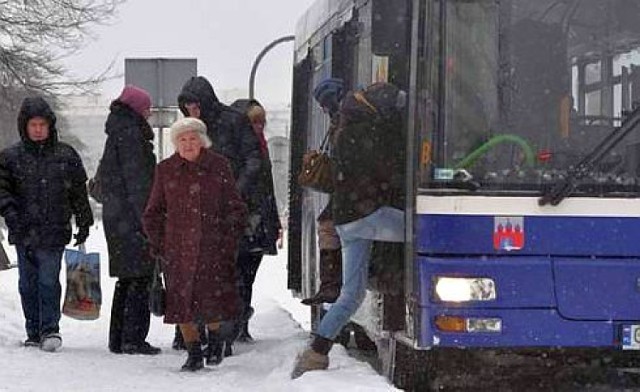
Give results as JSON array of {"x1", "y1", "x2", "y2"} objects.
[{"x1": 294, "y1": 0, "x2": 353, "y2": 54}]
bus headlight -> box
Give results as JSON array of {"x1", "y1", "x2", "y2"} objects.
[{"x1": 434, "y1": 277, "x2": 497, "y2": 302}]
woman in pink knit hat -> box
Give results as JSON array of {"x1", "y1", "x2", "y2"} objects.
[{"x1": 98, "y1": 84, "x2": 161, "y2": 355}]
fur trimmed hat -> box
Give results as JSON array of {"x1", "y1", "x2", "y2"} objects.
[
  {"x1": 170, "y1": 117, "x2": 212, "y2": 148},
  {"x1": 118, "y1": 85, "x2": 152, "y2": 116}
]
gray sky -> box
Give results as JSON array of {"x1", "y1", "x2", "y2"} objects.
[{"x1": 63, "y1": 0, "x2": 316, "y2": 106}]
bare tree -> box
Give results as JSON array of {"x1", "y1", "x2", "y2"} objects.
[
  {"x1": 0, "y1": 0, "x2": 124, "y2": 148},
  {"x1": 0, "y1": 0, "x2": 123, "y2": 91}
]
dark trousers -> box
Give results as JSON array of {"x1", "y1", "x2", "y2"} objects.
[
  {"x1": 109, "y1": 277, "x2": 152, "y2": 350},
  {"x1": 16, "y1": 246, "x2": 64, "y2": 339},
  {"x1": 237, "y1": 250, "x2": 263, "y2": 318}
]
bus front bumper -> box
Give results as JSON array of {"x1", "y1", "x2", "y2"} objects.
[{"x1": 418, "y1": 307, "x2": 639, "y2": 350}]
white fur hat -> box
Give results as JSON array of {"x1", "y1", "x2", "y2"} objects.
[{"x1": 170, "y1": 117, "x2": 212, "y2": 148}]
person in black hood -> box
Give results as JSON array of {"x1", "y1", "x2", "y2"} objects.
[
  {"x1": 0, "y1": 96, "x2": 94, "y2": 352},
  {"x1": 99, "y1": 85, "x2": 160, "y2": 356},
  {"x1": 173, "y1": 76, "x2": 262, "y2": 355},
  {"x1": 178, "y1": 76, "x2": 262, "y2": 198}
]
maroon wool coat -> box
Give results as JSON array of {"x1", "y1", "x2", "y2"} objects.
[{"x1": 142, "y1": 149, "x2": 247, "y2": 324}]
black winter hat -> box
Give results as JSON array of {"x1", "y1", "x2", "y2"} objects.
[{"x1": 313, "y1": 78, "x2": 345, "y2": 108}]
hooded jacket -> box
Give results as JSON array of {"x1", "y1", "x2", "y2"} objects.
[
  {"x1": 100, "y1": 100, "x2": 156, "y2": 278},
  {"x1": 0, "y1": 97, "x2": 94, "y2": 246},
  {"x1": 177, "y1": 77, "x2": 262, "y2": 199}
]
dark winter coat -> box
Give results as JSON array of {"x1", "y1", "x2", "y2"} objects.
[
  {"x1": 230, "y1": 99, "x2": 281, "y2": 255},
  {"x1": 0, "y1": 97, "x2": 94, "y2": 247},
  {"x1": 142, "y1": 149, "x2": 247, "y2": 324},
  {"x1": 332, "y1": 85, "x2": 406, "y2": 225},
  {"x1": 177, "y1": 77, "x2": 262, "y2": 200},
  {"x1": 240, "y1": 154, "x2": 281, "y2": 255},
  {"x1": 100, "y1": 101, "x2": 157, "y2": 278}
]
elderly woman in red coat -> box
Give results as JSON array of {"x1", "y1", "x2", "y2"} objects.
[{"x1": 143, "y1": 117, "x2": 247, "y2": 372}]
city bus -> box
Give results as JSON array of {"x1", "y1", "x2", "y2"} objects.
[{"x1": 288, "y1": 0, "x2": 640, "y2": 388}]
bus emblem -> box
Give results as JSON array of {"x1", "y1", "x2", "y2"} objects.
[{"x1": 493, "y1": 217, "x2": 525, "y2": 251}]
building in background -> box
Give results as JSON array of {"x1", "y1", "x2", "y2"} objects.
[{"x1": 58, "y1": 94, "x2": 110, "y2": 176}]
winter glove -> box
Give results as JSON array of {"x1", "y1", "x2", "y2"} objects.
[{"x1": 73, "y1": 226, "x2": 90, "y2": 247}]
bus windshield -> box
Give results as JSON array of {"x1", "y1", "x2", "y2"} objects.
[{"x1": 426, "y1": 0, "x2": 640, "y2": 195}]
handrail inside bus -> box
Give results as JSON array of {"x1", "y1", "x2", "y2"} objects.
[{"x1": 454, "y1": 134, "x2": 536, "y2": 170}]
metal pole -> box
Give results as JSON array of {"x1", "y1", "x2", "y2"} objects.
[
  {"x1": 157, "y1": 60, "x2": 165, "y2": 160},
  {"x1": 249, "y1": 35, "x2": 295, "y2": 99},
  {"x1": 158, "y1": 126, "x2": 164, "y2": 160}
]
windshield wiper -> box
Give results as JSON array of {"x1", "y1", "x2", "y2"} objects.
[
  {"x1": 432, "y1": 169, "x2": 481, "y2": 191},
  {"x1": 539, "y1": 105, "x2": 640, "y2": 206},
  {"x1": 452, "y1": 169, "x2": 481, "y2": 191}
]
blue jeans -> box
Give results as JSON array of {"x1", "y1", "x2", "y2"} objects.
[
  {"x1": 316, "y1": 207, "x2": 405, "y2": 340},
  {"x1": 17, "y1": 246, "x2": 64, "y2": 339}
]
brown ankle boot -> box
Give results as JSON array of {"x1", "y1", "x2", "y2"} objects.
[
  {"x1": 290, "y1": 335, "x2": 332, "y2": 379},
  {"x1": 301, "y1": 248, "x2": 342, "y2": 306}
]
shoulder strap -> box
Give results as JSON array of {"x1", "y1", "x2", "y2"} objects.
[
  {"x1": 353, "y1": 91, "x2": 379, "y2": 114},
  {"x1": 319, "y1": 127, "x2": 332, "y2": 152}
]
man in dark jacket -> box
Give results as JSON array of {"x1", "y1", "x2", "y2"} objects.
[
  {"x1": 292, "y1": 83, "x2": 407, "y2": 378},
  {"x1": 178, "y1": 76, "x2": 262, "y2": 199},
  {"x1": 175, "y1": 76, "x2": 262, "y2": 354},
  {"x1": 0, "y1": 96, "x2": 94, "y2": 352},
  {"x1": 100, "y1": 85, "x2": 160, "y2": 355}
]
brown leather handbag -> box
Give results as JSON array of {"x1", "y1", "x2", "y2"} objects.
[{"x1": 298, "y1": 130, "x2": 334, "y2": 193}]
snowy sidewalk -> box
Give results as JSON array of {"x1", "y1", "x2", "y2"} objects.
[{"x1": 0, "y1": 225, "x2": 397, "y2": 391}]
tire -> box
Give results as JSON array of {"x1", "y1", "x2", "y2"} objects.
[{"x1": 380, "y1": 338, "x2": 436, "y2": 391}]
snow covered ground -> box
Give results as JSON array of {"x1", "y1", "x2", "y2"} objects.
[{"x1": 0, "y1": 225, "x2": 398, "y2": 391}]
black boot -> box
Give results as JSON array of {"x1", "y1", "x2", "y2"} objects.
[
  {"x1": 172, "y1": 325, "x2": 186, "y2": 350},
  {"x1": 205, "y1": 330, "x2": 224, "y2": 365},
  {"x1": 236, "y1": 321, "x2": 254, "y2": 343},
  {"x1": 236, "y1": 306, "x2": 255, "y2": 343},
  {"x1": 301, "y1": 249, "x2": 342, "y2": 306},
  {"x1": 121, "y1": 341, "x2": 161, "y2": 355},
  {"x1": 224, "y1": 339, "x2": 233, "y2": 357},
  {"x1": 120, "y1": 278, "x2": 155, "y2": 354},
  {"x1": 181, "y1": 343, "x2": 204, "y2": 372},
  {"x1": 108, "y1": 280, "x2": 126, "y2": 353}
]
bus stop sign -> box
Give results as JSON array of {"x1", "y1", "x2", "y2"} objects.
[{"x1": 124, "y1": 58, "x2": 197, "y2": 108}]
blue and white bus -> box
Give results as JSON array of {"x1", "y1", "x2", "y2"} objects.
[{"x1": 288, "y1": 0, "x2": 640, "y2": 388}]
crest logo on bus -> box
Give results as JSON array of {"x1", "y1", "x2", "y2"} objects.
[{"x1": 493, "y1": 217, "x2": 524, "y2": 251}]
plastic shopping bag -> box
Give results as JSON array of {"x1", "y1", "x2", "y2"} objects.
[{"x1": 62, "y1": 245, "x2": 101, "y2": 320}]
